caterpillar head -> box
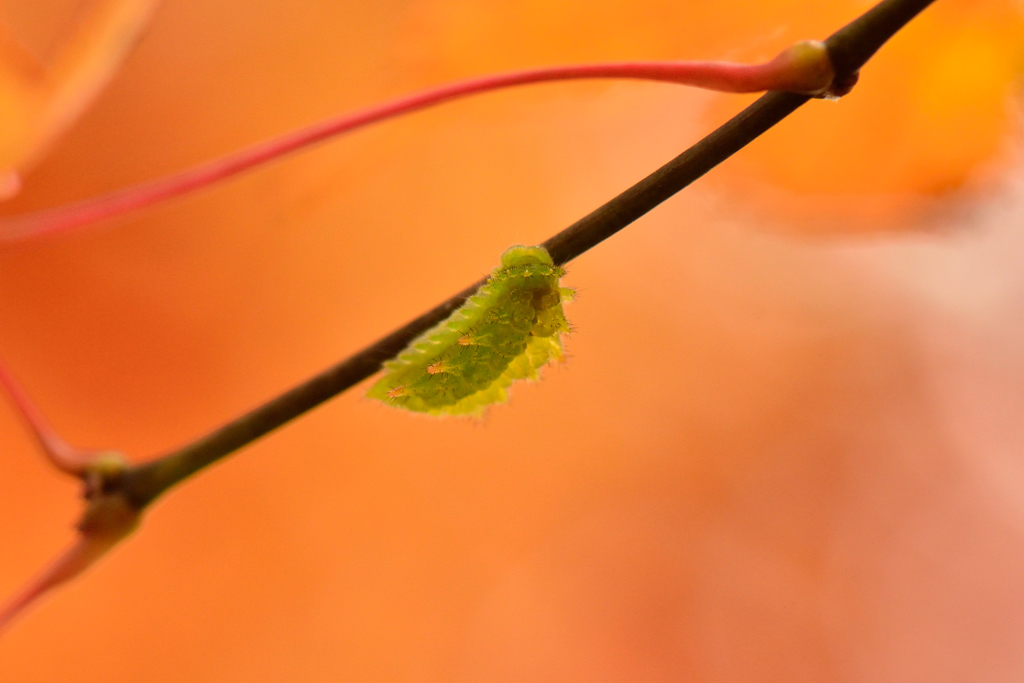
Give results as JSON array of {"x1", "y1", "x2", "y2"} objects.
[{"x1": 499, "y1": 245, "x2": 554, "y2": 268}]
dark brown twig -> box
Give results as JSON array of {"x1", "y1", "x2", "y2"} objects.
[{"x1": 121, "y1": 0, "x2": 937, "y2": 508}]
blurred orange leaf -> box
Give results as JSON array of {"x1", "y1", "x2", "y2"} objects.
[{"x1": 0, "y1": 0, "x2": 158, "y2": 197}]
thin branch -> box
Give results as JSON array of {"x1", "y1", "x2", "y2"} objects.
[{"x1": 122, "y1": 0, "x2": 936, "y2": 508}]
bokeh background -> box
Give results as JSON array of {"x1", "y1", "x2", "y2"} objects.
[{"x1": 0, "y1": 0, "x2": 1023, "y2": 680}]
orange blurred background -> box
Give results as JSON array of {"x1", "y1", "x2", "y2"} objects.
[{"x1": 1, "y1": 0, "x2": 1023, "y2": 680}]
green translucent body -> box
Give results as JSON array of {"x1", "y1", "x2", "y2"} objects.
[{"x1": 367, "y1": 245, "x2": 572, "y2": 416}]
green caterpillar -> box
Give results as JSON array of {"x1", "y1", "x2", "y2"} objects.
[{"x1": 367, "y1": 245, "x2": 573, "y2": 416}]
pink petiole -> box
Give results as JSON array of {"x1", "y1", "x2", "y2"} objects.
[
  {"x1": 0, "y1": 534, "x2": 120, "y2": 633},
  {"x1": 0, "y1": 361, "x2": 100, "y2": 476},
  {"x1": 0, "y1": 40, "x2": 837, "y2": 242},
  {"x1": 0, "y1": 476, "x2": 139, "y2": 634}
]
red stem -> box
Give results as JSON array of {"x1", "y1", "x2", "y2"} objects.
[
  {"x1": 0, "y1": 361, "x2": 96, "y2": 475},
  {"x1": 0, "y1": 534, "x2": 120, "y2": 633},
  {"x1": 0, "y1": 58, "x2": 795, "y2": 242}
]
